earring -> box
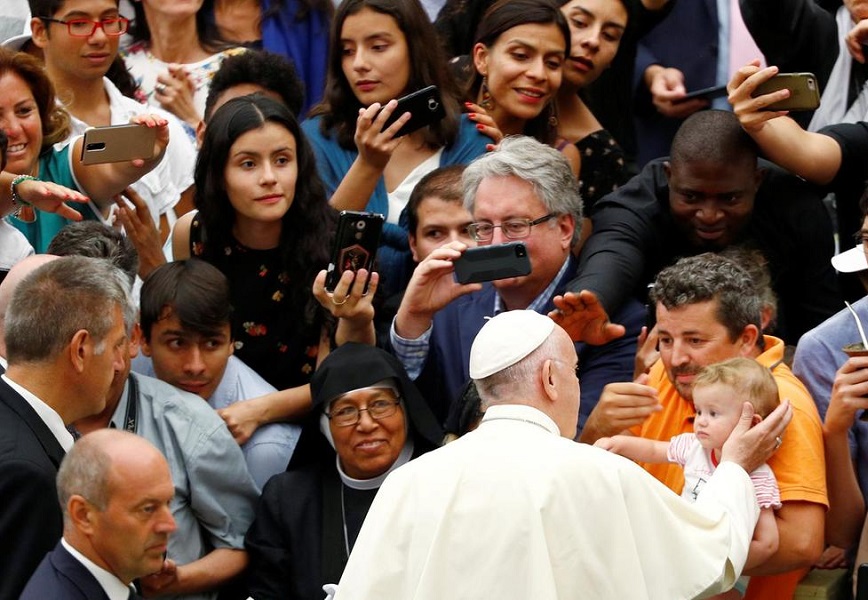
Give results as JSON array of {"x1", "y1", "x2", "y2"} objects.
[
  {"x1": 480, "y1": 76, "x2": 495, "y2": 111},
  {"x1": 548, "y1": 103, "x2": 559, "y2": 128}
]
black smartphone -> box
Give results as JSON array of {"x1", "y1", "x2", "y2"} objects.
[
  {"x1": 325, "y1": 211, "x2": 384, "y2": 293},
  {"x1": 752, "y1": 73, "x2": 820, "y2": 111},
  {"x1": 380, "y1": 85, "x2": 446, "y2": 138},
  {"x1": 81, "y1": 123, "x2": 157, "y2": 165},
  {"x1": 453, "y1": 242, "x2": 531, "y2": 285},
  {"x1": 673, "y1": 84, "x2": 728, "y2": 104}
]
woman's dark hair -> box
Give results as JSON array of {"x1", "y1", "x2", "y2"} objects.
[
  {"x1": 468, "y1": 0, "x2": 570, "y2": 145},
  {"x1": 106, "y1": 56, "x2": 141, "y2": 100},
  {"x1": 0, "y1": 47, "x2": 70, "y2": 154},
  {"x1": 311, "y1": 0, "x2": 461, "y2": 150},
  {"x1": 194, "y1": 94, "x2": 336, "y2": 323},
  {"x1": 130, "y1": 2, "x2": 231, "y2": 53}
]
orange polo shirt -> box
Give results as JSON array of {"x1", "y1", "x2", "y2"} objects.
[{"x1": 630, "y1": 335, "x2": 827, "y2": 598}]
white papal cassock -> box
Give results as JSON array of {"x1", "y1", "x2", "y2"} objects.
[{"x1": 333, "y1": 404, "x2": 760, "y2": 600}]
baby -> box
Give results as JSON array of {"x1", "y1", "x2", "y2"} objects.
[{"x1": 595, "y1": 358, "x2": 781, "y2": 598}]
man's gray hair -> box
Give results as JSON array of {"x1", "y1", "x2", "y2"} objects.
[
  {"x1": 463, "y1": 135, "x2": 583, "y2": 243},
  {"x1": 475, "y1": 331, "x2": 561, "y2": 406},
  {"x1": 5, "y1": 256, "x2": 132, "y2": 363},
  {"x1": 56, "y1": 432, "x2": 114, "y2": 519}
]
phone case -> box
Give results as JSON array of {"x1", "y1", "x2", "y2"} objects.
[
  {"x1": 81, "y1": 124, "x2": 157, "y2": 165},
  {"x1": 753, "y1": 73, "x2": 820, "y2": 111},
  {"x1": 325, "y1": 211, "x2": 385, "y2": 293},
  {"x1": 453, "y1": 242, "x2": 531, "y2": 284},
  {"x1": 380, "y1": 85, "x2": 446, "y2": 138}
]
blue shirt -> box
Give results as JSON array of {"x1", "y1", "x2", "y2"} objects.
[{"x1": 132, "y1": 355, "x2": 301, "y2": 491}]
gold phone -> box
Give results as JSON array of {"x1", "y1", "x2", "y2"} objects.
[
  {"x1": 81, "y1": 124, "x2": 157, "y2": 165},
  {"x1": 753, "y1": 73, "x2": 820, "y2": 111}
]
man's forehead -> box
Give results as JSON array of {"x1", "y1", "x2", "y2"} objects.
[
  {"x1": 418, "y1": 196, "x2": 470, "y2": 221},
  {"x1": 657, "y1": 299, "x2": 724, "y2": 328},
  {"x1": 473, "y1": 175, "x2": 544, "y2": 217}
]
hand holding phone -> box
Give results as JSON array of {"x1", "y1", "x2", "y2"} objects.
[
  {"x1": 453, "y1": 242, "x2": 531, "y2": 284},
  {"x1": 751, "y1": 73, "x2": 820, "y2": 111},
  {"x1": 81, "y1": 123, "x2": 158, "y2": 165},
  {"x1": 379, "y1": 85, "x2": 446, "y2": 138},
  {"x1": 325, "y1": 211, "x2": 384, "y2": 293}
]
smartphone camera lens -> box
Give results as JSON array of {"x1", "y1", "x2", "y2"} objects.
[
  {"x1": 355, "y1": 220, "x2": 366, "y2": 231},
  {"x1": 428, "y1": 98, "x2": 440, "y2": 111},
  {"x1": 515, "y1": 244, "x2": 527, "y2": 258}
]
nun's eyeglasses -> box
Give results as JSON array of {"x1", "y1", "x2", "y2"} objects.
[{"x1": 327, "y1": 399, "x2": 401, "y2": 427}]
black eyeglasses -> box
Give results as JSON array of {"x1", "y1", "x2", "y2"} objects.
[
  {"x1": 467, "y1": 213, "x2": 556, "y2": 242},
  {"x1": 41, "y1": 16, "x2": 129, "y2": 38},
  {"x1": 326, "y1": 398, "x2": 401, "y2": 427}
]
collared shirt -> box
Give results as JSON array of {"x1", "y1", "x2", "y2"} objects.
[
  {"x1": 391, "y1": 256, "x2": 571, "y2": 380},
  {"x1": 109, "y1": 373, "x2": 258, "y2": 600},
  {"x1": 61, "y1": 539, "x2": 132, "y2": 600},
  {"x1": 2, "y1": 374, "x2": 73, "y2": 451}
]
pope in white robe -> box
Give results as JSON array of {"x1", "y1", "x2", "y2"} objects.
[{"x1": 331, "y1": 311, "x2": 791, "y2": 600}]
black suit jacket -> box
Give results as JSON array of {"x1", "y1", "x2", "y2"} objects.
[
  {"x1": 0, "y1": 377, "x2": 66, "y2": 600},
  {"x1": 20, "y1": 542, "x2": 112, "y2": 600}
]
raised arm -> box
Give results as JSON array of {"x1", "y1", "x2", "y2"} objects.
[
  {"x1": 325, "y1": 101, "x2": 411, "y2": 212},
  {"x1": 728, "y1": 64, "x2": 842, "y2": 185},
  {"x1": 822, "y1": 357, "x2": 868, "y2": 549},
  {"x1": 71, "y1": 114, "x2": 170, "y2": 206}
]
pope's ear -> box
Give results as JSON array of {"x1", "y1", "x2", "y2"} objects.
[{"x1": 539, "y1": 358, "x2": 558, "y2": 403}]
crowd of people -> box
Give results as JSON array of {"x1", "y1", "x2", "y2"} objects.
[{"x1": 0, "y1": 0, "x2": 866, "y2": 598}]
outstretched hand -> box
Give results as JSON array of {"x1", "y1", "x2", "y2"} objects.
[
  {"x1": 14, "y1": 178, "x2": 88, "y2": 222},
  {"x1": 549, "y1": 290, "x2": 625, "y2": 344}
]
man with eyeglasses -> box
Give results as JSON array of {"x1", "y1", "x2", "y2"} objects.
[
  {"x1": 390, "y1": 135, "x2": 645, "y2": 435},
  {"x1": 27, "y1": 0, "x2": 195, "y2": 239}
]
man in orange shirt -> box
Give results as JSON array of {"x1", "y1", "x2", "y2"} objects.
[{"x1": 580, "y1": 253, "x2": 827, "y2": 598}]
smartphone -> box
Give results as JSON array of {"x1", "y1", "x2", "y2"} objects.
[
  {"x1": 673, "y1": 84, "x2": 728, "y2": 104},
  {"x1": 325, "y1": 211, "x2": 384, "y2": 293},
  {"x1": 453, "y1": 242, "x2": 531, "y2": 285},
  {"x1": 379, "y1": 85, "x2": 446, "y2": 138},
  {"x1": 752, "y1": 73, "x2": 820, "y2": 111},
  {"x1": 80, "y1": 123, "x2": 157, "y2": 165}
]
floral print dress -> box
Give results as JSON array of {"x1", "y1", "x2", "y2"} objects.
[{"x1": 190, "y1": 215, "x2": 321, "y2": 391}]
